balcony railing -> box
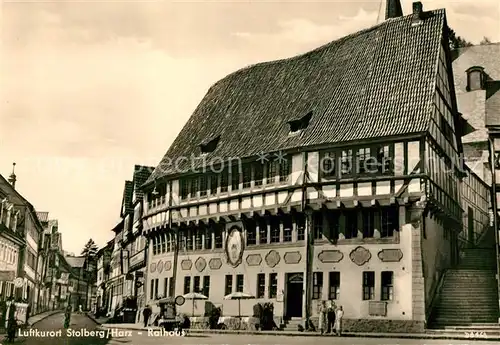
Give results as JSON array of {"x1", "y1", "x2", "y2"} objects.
[{"x1": 129, "y1": 250, "x2": 146, "y2": 270}]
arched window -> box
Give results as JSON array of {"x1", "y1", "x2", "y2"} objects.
[{"x1": 466, "y1": 66, "x2": 485, "y2": 91}]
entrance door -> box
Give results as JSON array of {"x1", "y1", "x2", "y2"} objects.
[{"x1": 285, "y1": 273, "x2": 303, "y2": 318}]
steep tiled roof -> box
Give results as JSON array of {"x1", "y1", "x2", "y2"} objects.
[
  {"x1": 0, "y1": 174, "x2": 44, "y2": 230},
  {"x1": 0, "y1": 174, "x2": 33, "y2": 207},
  {"x1": 456, "y1": 91, "x2": 487, "y2": 143},
  {"x1": 121, "y1": 181, "x2": 134, "y2": 216},
  {"x1": 146, "y1": 9, "x2": 446, "y2": 184},
  {"x1": 36, "y1": 212, "x2": 49, "y2": 223},
  {"x1": 65, "y1": 255, "x2": 86, "y2": 268},
  {"x1": 488, "y1": 87, "x2": 500, "y2": 126},
  {"x1": 452, "y1": 43, "x2": 500, "y2": 128},
  {"x1": 132, "y1": 165, "x2": 154, "y2": 201}
]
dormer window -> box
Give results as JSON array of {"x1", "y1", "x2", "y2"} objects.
[
  {"x1": 288, "y1": 111, "x2": 312, "y2": 134},
  {"x1": 466, "y1": 66, "x2": 485, "y2": 91},
  {"x1": 200, "y1": 136, "x2": 220, "y2": 154}
]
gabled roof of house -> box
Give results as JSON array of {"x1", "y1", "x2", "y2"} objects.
[
  {"x1": 120, "y1": 181, "x2": 134, "y2": 217},
  {"x1": 65, "y1": 255, "x2": 86, "y2": 268},
  {"x1": 97, "y1": 239, "x2": 114, "y2": 256},
  {"x1": 0, "y1": 174, "x2": 33, "y2": 208},
  {"x1": 0, "y1": 174, "x2": 44, "y2": 230},
  {"x1": 132, "y1": 165, "x2": 154, "y2": 201},
  {"x1": 452, "y1": 43, "x2": 500, "y2": 129},
  {"x1": 146, "y1": 9, "x2": 447, "y2": 184}
]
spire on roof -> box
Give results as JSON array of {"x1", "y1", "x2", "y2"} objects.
[
  {"x1": 386, "y1": 0, "x2": 403, "y2": 19},
  {"x1": 8, "y1": 163, "x2": 16, "y2": 189}
]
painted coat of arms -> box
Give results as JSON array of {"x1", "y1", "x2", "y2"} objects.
[{"x1": 225, "y1": 225, "x2": 244, "y2": 267}]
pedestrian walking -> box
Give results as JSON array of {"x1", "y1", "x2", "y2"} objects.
[
  {"x1": 143, "y1": 305, "x2": 152, "y2": 327},
  {"x1": 318, "y1": 301, "x2": 327, "y2": 334},
  {"x1": 335, "y1": 305, "x2": 344, "y2": 336},
  {"x1": 5, "y1": 302, "x2": 17, "y2": 343},
  {"x1": 326, "y1": 300, "x2": 336, "y2": 333},
  {"x1": 64, "y1": 305, "x2": 72, "y2": 329}
]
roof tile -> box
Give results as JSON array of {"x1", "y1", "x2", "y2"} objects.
[
  {"x1": 147, "y1": 10, "x2": 446, "y2": 183},
  {"x1": 132, "y1": 165, "x2": 154, "y2": 200}
]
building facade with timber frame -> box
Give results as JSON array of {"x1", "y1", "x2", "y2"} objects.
[{"x1": 140, "y1": 1, "x2": 489, "y2": 333}]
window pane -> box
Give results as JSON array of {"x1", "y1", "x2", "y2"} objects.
[
  {"x1": 313, "y1": 211, "x2": 323, "y2": 240},
  {"x1": 236, "y1": 274, "x2": 244, "y2": 292},
  {"x1": 381, "y1": 207, "x2": 398, "y2": 237},
  {"x1": 341, "y1": 150, "x2": 353, "y2": 175},
  {"x1": 257, "y1": 274, "x2": 265, "y2": 298},
  {"x1": 362, "y1": 271, "x2": 375, "y2": 300},
  {"x1": 344, "y1": 210, "x2": 358, "y2": 239},
  {"x1": 270, "y1": 218, "x2": 280, "y2": 243},
  {"x1": 381, "y1": 271, "x2": 394, "y2": 301},
  {"x1": 312, "y1": 272, "x2": 323, "y2": 299},
  {"x1": 190, "y1": 177, "x2": 199, "y2": 197},
  {"x1": 184, "y1": 276, "x2": 191, "y2": 294},
  {"x1": 283, "y1": 216, "x2": 292, "y2": 242},
  {"x1": 259, "y1": 220, "x2": 267, "y2": 244},
  {"x1": 269, "y1": 273, "x2": 277, "y2": 298},
  {"x1": 203, "y1": 276, "x2": 210, "y2": 297},
  {"x1": 279, "y1": 159, "x2": 290, "y2": 182},
  {"x1": 225, "y1": 275, "x2": 233, "y2": 295},
  {"x1": 329, "y1": 272, "x2": 340, "y2": 300},
  {"x1": 254, "y1": 163, "x2": 264, "y2": 186},
  {"x1": 242, "y1": 165, "x2": 251, "y2": 188},
  {"x1": 204, "y1": 228, "x2": 212, "y2": 250},
  {"x1": 246, "y1": 220, "x2": 257, "y2": 245},
  {"x1": 220, "y1": 169, "x2": 229, "y2": 192},
  {"x1": 231, "y1": 166, "x2": 240, "y2": 190},
  {"x1": 297, "y1": 214, "x2": 305, "y2": 241},
  {"x1": 266, "y1": 161, "x2": 277, "y2": 183},
  {"x1": 209, "y1": 174, "x2": 219, "y2": 194},
  {"x1": 199, "y1": 175, "x2": 208, "y2": 196},
  {"x1": 322, "y1": 152, "x2": 336, "y2": 178},
  {"x1": 362, "y1": 209, "x2": 375, "y2": 238}
]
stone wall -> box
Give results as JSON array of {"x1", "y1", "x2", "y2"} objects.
[{"x1": 309, "y1": 316, "x2": 424, "y2": 333}]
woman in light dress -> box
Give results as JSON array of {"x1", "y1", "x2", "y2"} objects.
[
  {"x1": 334, "y1": 305, "x2": 344, "y2": 336},
  {"x1": 318, "y1": 301, "x2": 327, "y2": 334}
]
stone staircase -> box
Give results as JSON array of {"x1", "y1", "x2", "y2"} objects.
[
  {"x1": 429, "y1": 247, "x2": 499, "y2": 328},
  {"x1": 281, "y1": 317, "x2": 303, "y2": 331}
]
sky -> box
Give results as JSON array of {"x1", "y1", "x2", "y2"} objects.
[{"x1": 0, "y1": 0, "x2": 499, "y2": 254}]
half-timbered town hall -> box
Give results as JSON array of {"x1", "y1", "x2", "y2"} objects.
[{"x1": 140, "y1": 0, "x2": 491, "y2": 332}]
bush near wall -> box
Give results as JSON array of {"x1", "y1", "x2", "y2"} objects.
[{"x1": 308, "y1": 317, "x2": 425, "y2": 333}]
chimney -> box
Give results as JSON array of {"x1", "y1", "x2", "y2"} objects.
[
  {"x1": 385, "y1": 0, "x2": 403, "y2": 20},
  {"x1": 412, "y1": 2, "x2": 424, "y2": 24},
  {"x1": 8, "y1": 163, "x2": 16, "y2": 189}
]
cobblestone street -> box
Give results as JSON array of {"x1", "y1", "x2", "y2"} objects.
[
  {"x1": 5, "y1": 312, "x2": 109, "y2": 345},
  {"x1": 105, "y1": 332, "x2": 497, "y2": 345},
  {"x1": 3, "y1": 312, "x2": 497, "y2": 345}
]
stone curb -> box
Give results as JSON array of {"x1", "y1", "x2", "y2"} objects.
[
  {"x1": 86, "y1": 313, "x2": 100, "y2": 325},
  {"x1": 97, "y1": 324, "x2": 500, "y2": 340},
  {"x1": 27, "y1": 311, "x2": 62, "y2": 327}
]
